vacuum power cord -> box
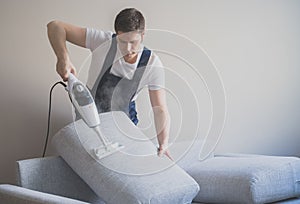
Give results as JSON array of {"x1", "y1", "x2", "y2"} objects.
[{"x1": 42, "y1": 81, "x2": 66, "y2": 157}]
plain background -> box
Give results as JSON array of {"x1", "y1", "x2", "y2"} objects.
[{"x1": 0, "y1": 0, "x2": 300, "y2": 184}]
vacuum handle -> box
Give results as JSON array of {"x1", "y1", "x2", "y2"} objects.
[{"x1": 67, "y1": 72, "x2": 78, "y2": 90}]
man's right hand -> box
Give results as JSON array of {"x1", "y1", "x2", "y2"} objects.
[
  {"x1": 56, "y1": 58, "x2": 77, "y2": 81},
  {"x1": 47, "y1": 20, "x2": 86, "y2": 81}
]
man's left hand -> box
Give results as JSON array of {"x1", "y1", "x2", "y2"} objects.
[{"x1": 158, "y1": 146, "x2": 173, "y2": 161}]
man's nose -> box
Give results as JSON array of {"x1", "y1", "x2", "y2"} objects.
[{"x1": 126, "y1": 43, "x2": 132, "y2": 52}]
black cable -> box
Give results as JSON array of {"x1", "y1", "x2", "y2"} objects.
[{"x1": 42, "y1": 81, "x2": 67, "y2": 157}]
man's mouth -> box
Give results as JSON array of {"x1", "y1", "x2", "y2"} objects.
[{"x1": 125, "y1": 53, "x2": 135, "y2": 57}]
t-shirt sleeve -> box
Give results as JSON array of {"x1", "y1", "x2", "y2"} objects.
[
  {"x1": 85, "y1": 27, "x2": 113, "y2": 51},
  {"x1": 147, "y1": 54, "x2": 165, "y2": 90}
]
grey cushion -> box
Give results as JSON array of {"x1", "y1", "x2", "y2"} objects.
[
  {"x1": 188, "y1": 154, "x2": 300, "y2": 204},
  {"x1": 52, "y1": 111, "x2": 199, "y2": 204},
  {"x1": 16, "y1": 156, "x2": 104, "y2": 203}
]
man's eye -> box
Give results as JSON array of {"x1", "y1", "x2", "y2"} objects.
[{"x1": 131, "y1": 41, "x2": 139, "y2": 44}]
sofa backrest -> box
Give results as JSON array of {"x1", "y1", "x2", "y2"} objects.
[{"x1": 16, "y1": 156, "x2": 105, "y2": 204}]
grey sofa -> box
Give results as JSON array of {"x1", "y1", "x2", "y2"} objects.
[
  {"x1": 1, "y1": 154, "x2": 300, "y2": 204},
  {"x1": 3, "y1": 111, "x2": 299, "y2": 203}
]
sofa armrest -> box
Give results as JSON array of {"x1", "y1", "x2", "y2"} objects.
[{"x1": 0, "y1": 184, "x2": 89, "y2": 204}]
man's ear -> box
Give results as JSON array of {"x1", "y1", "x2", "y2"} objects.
[{"x1": 141, "y1": 31, "x2": 145, "y2": 42}]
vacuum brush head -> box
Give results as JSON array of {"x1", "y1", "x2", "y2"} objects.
[{"x1": 94, "y1": 142, "x2": 124, "y2": 159}]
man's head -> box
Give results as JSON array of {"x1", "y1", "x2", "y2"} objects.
[
  {"x1": 114, "y1": 8, "x2": 145, "y2": 33},
  {"x1": 114, "y1": 8, "x2": 145, "y2": 61}
]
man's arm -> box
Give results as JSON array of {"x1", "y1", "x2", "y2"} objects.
[
  {"x1": 47, "y1": 20, "x2": 86, "y2": 81},
  {"x1": 149, "y1": 89, "x2": 172, "y2": 160}
]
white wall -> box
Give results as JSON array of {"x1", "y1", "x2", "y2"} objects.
[{"x1": 1, "y1": 0, "x2": 300, "y2": 184}]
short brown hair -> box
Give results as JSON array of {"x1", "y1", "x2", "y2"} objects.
[{"x1": 114, "y1": 8, "x2": 145, "y2": 33}]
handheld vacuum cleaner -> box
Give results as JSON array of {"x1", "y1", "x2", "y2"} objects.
[{"x1": 67, "y1": 72, "x2": 124, "y2": 159}]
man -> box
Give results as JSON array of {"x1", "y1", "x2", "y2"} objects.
[{"x1": 47, "y1": 8, "x2": 171, "y2": 159}]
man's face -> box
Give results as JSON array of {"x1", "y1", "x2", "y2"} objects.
[{"x1": 117, "y1": 31, "x2": 144, "y2": 59}]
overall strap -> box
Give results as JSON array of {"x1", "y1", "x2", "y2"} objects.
[
  {"x1": 91, "y1": 34, "x2": 117, "y2": 98},
  {"x1": 137, "y1": 48, "x2": 151, "y2": 69},
  {"x1": 128, "y1": 47, "x2": 151, "y2": 125}
]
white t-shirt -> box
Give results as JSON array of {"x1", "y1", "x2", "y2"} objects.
[{"x1": 85, "y1": 28, "x2": 165, "y2": 100}]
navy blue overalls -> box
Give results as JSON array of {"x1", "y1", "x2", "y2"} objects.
[{"x1": 90, "y1": 34, "x2": 151, "y2": 125}]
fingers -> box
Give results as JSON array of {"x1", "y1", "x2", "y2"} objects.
[
  {"x1": 157, "y1": 147, "x2": 173, "y2": 161},
  {"x1": 164, "y1": 150, "x2": 174, "y2": 161},
  {"x1": 58, "y1": 68, "x2": 68, "y2": 81},
  {"x1": 56, "y1": 59, "x2": 77, "y2": 81},
  {"x1": 70, "y1": 67, "x2": 77, "y2": 76}
]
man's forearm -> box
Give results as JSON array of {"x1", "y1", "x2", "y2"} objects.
[
  {"x1": 153, "y1": 106, "x2": 170, "y2": 148},
  {"x1": 47, "y1": 20, "x2": 68, "y2": 60}
]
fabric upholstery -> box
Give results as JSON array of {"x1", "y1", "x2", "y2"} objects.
[
  {"x1": 52, "y1": 111, "x2": 199, "y2": 204},
  {"x1": 188, "y1": 154, "x2": 300, "y2": 204},
  {"x1": 16, "y1": 156, "x2": 104, "y2": 203},
  {"x1": 0, "y1": 184, "x2": 89, "y2": 204}
]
